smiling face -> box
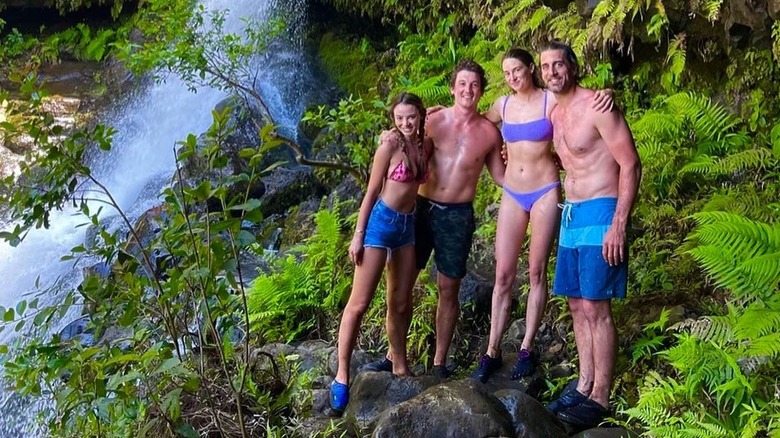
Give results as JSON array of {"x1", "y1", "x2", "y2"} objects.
[
  {"x1": 393, "y1": 103, "x2": 421, "y2": 139},
  {"x1": 502, "y1": 57, "x2": 535, "y2": 93},
  {"x1": 540, "y1": 49, "x2": 576, "y2": 94},
  {"x1": 451, "y1": 70, "x2": 484, "y2": 110}
]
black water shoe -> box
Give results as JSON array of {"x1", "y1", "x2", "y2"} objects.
[
  {"x1": 545, "y1": 387, "x2": 588, "y2": 414},
  {"x1": 557, "y1": 398, "x2": 609, "y2": 428},
  {"x1": 358, "y1": 357, "x2": 393, "y2": 373},
  {"x1": 432, "y1": 364, "x2": 452, "y2": 379},
  {"x1": 471, "y1": 354, "x2": 502, "y2": 383},
  {"x1": 510, "y1": 349, "x2": 537, "y2": 379}
]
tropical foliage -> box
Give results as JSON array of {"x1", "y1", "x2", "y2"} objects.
[{"x1": 2, "y1": 0, "x2": 780, "y2": 436}]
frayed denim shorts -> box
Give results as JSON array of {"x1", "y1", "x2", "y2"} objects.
[{"x1": 364, "y1": 198, "x2": 415, "y2": 255}]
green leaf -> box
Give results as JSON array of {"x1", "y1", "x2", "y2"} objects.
[
  {"x1": 175, "y1": 423, "x2": 199, "y2": 438},
  {"x1": 161, "y1": 388, "x2": 182, "y2": 421},
  {"x1": 15, "y1": 300, "x2": 26, "y2": 316},
  {"x1": 104, "y1": 353, "x2": 141, "y2": 366},
  {"x1": 228, "y1": 199, "x2": 261, "y2": 211},
  {"x1": 138, "y1": 418, "x2": 160, "y2": 438},
  {"x1": 3, "y1": 308, "x2": 14, "y2": 322},
  {"x1": 154, "y1": 357, "x2": 182, "y2": 375},
  {"x1": 771, "y1": 123, "x2": 780, "y2": 158}
]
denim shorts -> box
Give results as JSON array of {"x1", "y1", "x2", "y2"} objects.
[{"x1": 364, "y1": 198, "x2": 415, "y2": 253}]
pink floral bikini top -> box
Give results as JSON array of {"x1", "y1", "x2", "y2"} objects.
[{"x1": 388, "y1": 140, "x2": 429, "y2": 184}]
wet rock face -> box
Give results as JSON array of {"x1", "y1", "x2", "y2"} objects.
[
  {"x1": 494, "y1": 389, "x2": 568, "y2": 438},
  {"x1": 371, "y1": 379, "x2": 514, "y2": 438},
  {"x1": 345, "y1": 372, "x2": 439, "y2": 431},
  {"x1": 1, "y1": 95, "x2": 83, "y2": 178}
]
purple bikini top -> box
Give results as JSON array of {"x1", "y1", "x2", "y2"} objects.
[{"x1": 501, "y1": 91, "x2": 554, "y2": 143}]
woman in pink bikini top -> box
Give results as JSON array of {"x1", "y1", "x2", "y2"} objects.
[{"x1": 331, "y1": 92, "x2": 432, "y2": 412}]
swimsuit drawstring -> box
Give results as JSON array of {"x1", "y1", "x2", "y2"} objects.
[
  {"x1": 428, "y1": 200, "x2": 447, "y2": 212},
  {"x1": 558, "y1": 202, "x2": 572, "y2": 227}
]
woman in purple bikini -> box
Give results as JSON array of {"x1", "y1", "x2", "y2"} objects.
[
  {"x1": 472, "y1": 48, "x2": 613, "y2": 382},
  {"x1": 330, "y1": 92, "x2": 431, "y2": 414}
]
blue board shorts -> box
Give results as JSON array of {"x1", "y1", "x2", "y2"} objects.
[
  {"x1": 364, "y1": 198, "x2": 415, "y2": 257},
  {"x1": 553, "y1": 197, "x2": 627, "y2": 300}
]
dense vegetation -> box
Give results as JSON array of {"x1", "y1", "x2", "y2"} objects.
[{"x1": 0, "y1": 0, "x2": 779, "y2": 436}]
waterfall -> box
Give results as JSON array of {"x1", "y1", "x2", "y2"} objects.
[{"x1": 0, "y1": 0, "x2": 314, "y2": 435}]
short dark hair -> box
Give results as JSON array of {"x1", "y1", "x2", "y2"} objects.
[
  {"x1": 541, "y1": 40, "x2": 580, "y2": 80},
  {"x1": 450, "y1": 59, "x2": 487, "y2": 92},
  {"x1": 503, "y1": 48, "x2": 544, "y2": 89}
]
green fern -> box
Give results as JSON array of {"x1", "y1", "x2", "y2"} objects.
[{"x1": 247, "y1": 201, "x2": 351, "y2": 342}]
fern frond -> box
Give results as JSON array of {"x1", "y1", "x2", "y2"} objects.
[
  {"x1": 666, "y1": 92, "x2": 740, "y2": 142},
  {"x1": 678, "y1": 154, "x2": 716, "y2": 175},
  {"x1": 633, "y1": 111, "x2": 681, "y2": 140},
  {"x1": 405, "y1": 74, "x2": 451, "y2": 103},
  {"x1": 734, "y1": 309, "x2": 780, "y2": 340},
  {"x1": 670, "y1": 316, "x2": 734, "y2": 344},
  {"x1": 713, "y1": 148, "x2": 770, "y2": 174}
]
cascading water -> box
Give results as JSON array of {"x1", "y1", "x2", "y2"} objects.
[{"x1": 0, "y1": 0, "x2": 315, "y2": 435}]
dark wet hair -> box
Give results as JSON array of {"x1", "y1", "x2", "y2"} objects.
[
  {"x1": 389, "y1": 92, "x2": 427, "y2": 182},
  {"x1": 503, "y1": 48, "x2": 544, "y2": 89},
  {"x1": 541, "y1": 40, "x2": 580, "y2": 80},
  {"x1": 450, "y1": 59, "x2": 488, "y2": 92}
]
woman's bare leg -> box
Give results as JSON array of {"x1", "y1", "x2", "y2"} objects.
[
  {"x1": 520, "y1": 187, "x2": 561, "y2": 351},
  {"x1": 335, "y1": 248, "x2": 387, "y2": 384},
  {"x1": 386, "y1": 245, "x2": 416, "y2": 376},
  {"x1": 486, "y1": 192, "x2": 530, "y2": 357}
]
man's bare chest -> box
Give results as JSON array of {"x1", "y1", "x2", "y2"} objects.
[{"x1": 553, "y1": 112, "x2": 598, "y2": 156}]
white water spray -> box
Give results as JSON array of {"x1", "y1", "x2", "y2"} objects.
[{"x1": 0, "y1": 0, "x2": 313, "y2": 435}]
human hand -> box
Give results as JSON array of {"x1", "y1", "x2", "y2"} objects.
[
  {"x1": 602, "y1": 224, "x2": 626, "y2": 266},
  {"x1": 349, "y1": 235, "x2": 364, "y2": 265},
  {"x1": 592, "y1": 89, "x2": 614, "y2": 113},
  {"x1": 501, "y1": 143, "x2": 508, "y2": 165},
  {"x1": 552, "y1": 152, "x2": 563, "y2": 171},
  {"x1": 379, "y1": 129, "x2": 402, "y2": 146},
  {"x1": 426, "y1": 105, "x2": 446, "y2": 118}
]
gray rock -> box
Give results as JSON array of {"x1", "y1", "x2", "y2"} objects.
[
  {"x1": 260, "y1": 166, "x2": 324, "y2": 217},
  {"x1": 506, "y1": 319, "x2": 527, "y2": 342},
  {"x1": 311, "y1": 388, "x2": 331, "y2": 417},
  {"x1": 346, "y1": 372, "x2": 438, "y2": 430},
  {"x1": 494, "y1": 389, "x2": 567, "y2": 438},
  {"x1": 371, "y1": 379, "x2": 513, "y2": 438},
  {"x1": 458, "y1": 271, "x2": 494, "y2": 323},
  {"x1": 571, "y1": 427, "x2": 639, "y2": 438},
  {"x1": 328, "y1": 348, "x2": 383, "y2": 380},
  {"x1": 470, "y1": 351, "x2": 546, "y2": 398},
  {"x1": 547, "y1": 363, "x2": 576, "y2": 380}
]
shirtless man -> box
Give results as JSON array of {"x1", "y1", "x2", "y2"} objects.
[
  {"x1": 364, "y1": 60, "x2": 505, "y2": 377},
  {"x1": 540, "y1": 41, "x2": 641, "y2": 428}
]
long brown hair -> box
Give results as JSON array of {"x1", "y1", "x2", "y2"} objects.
[{"x1": 389, "y1": 92, "x2": 427, "y2": 182}]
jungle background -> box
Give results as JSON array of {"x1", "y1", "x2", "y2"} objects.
[{"x1": 0, "y1": 0, "x2": 779, "y2": 436}]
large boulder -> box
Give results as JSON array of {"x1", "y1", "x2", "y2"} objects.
[
  {"x1": 345, "y1": 371, "x2": 439, "y2": 431},
  {"x1": 371, "y1": 379, "x2": 514, "y2": 438},
  {"x1": 259, "y1": 166, "x2": 325, "y2": 217},
  {"x1": 458, "y1": 271, "x2": 494, "y2": 322},
  {"x1": 572, "y1": 427, "x2": 639, "y2": 438},
  {"x1": 724, "y1": 0, "x2": 773, "y2": 47},
  {"x1": 494, "y1": 389, "x2": 568, "y2": 438}
]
